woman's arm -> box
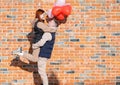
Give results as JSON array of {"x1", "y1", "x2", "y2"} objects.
[
  {"x1": 32, "y1": 32, "x2": 52, "y2": 49},
  {"x1": 37, "y1": 21, "x2": 57, "y2": 32}
]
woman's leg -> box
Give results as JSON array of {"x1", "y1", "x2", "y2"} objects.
[
  {"x1": 37, "y1": 57, "x2": 48, "y2": 85},
  {"x1": 22, "y1": 48, "x2": 40, "y2": 62}
]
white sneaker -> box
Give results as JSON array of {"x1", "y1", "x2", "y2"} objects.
[{"x1": 12, "y1": 47, "x2": 23, "y2": 56}]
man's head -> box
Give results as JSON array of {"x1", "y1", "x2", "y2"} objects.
[{"x1": 54, "y1": 15, "x2": 68, "y2": 27}]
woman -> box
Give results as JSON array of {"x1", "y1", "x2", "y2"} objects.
[
  {"x1": 12, "y1": 8, "x2": 67, "y2": 85},
  {"x1": 12, "y1": 9, "x2": 56, "y2": 85}
]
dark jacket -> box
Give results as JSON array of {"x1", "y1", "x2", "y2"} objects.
[
  {"x1": 39, "y1": 32, "x2": 55, "y2": 59},
  {"x1": 32, "y1": 21, "x2": 44, "y2": 44}
]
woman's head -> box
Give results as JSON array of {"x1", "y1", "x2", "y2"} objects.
[{"x1": 35, "y1": 9, "x2": 47, "y2": 22}]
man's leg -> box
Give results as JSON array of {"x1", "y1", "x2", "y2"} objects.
[{"x1": 38, "y1": 57, "x2": 48, "y2": 85}]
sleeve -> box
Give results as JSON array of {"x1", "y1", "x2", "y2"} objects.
[
  {"x1": 31, "y1": 18, "x2": 38, "y2": 28},
  {"x1": 37, "y1": 22, "x2": 50, "y2": 32},
  {"x1": 37, "y1": 22, "x2": 57, "y2": 32},
  {"x1": 32, "y1": 33, "x2": 52, "y2": 49}
]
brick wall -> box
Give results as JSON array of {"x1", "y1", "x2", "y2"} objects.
[{"x1": 0, "y1": 0, "x2": 120, "y2": 85}]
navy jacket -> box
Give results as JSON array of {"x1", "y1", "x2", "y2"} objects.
[{"x1": 39, "y1": 33, "x2": 55, "y2": 59}]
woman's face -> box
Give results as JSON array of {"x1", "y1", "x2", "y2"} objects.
[{"x1": 39, "y1": 12, "x2": 47, "y2": 20}]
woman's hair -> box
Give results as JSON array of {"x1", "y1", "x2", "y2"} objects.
[{"x1": 35, "y1": 9, "x2": 45, "y2": 22}]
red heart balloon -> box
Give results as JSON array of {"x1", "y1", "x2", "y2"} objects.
[
  {"x1": 56, "y1": 13, "x2": 65, "y2": 20},
  {"x1": 62, "y1": 5, "x2": 72, "y2": 16},
  {"x1": 52, "y1": 6, "x2": 62, "y2": 16}
]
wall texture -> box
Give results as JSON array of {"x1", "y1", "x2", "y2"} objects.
[{"x1": 0, "y1": 0, "x2": 120, "y2": 85}]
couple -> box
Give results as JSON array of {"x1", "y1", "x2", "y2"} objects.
[{"x1": 12, "y1": 9, "x2": 67, "y2": 85}]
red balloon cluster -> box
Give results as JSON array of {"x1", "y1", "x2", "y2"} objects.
[{"x1": 52, "y1": 5, "x2": 72, "y2": 20}]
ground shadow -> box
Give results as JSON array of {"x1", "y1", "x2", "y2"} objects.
[
  {"x1": 10, "y1": 30, "x2": 60, "y2": 85},
  {"x1": 10, "y1": 57, "x2": 60, "y2": 85},
  {"x1": 10, "y1": 57, "x2": 42, "y2": 85},
  {"x1": 10, "y1": 31, "x2": 42, "y2": 85},
  {"x1": 48, "y1": 71, "x2": 60, "y2": 85}
]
